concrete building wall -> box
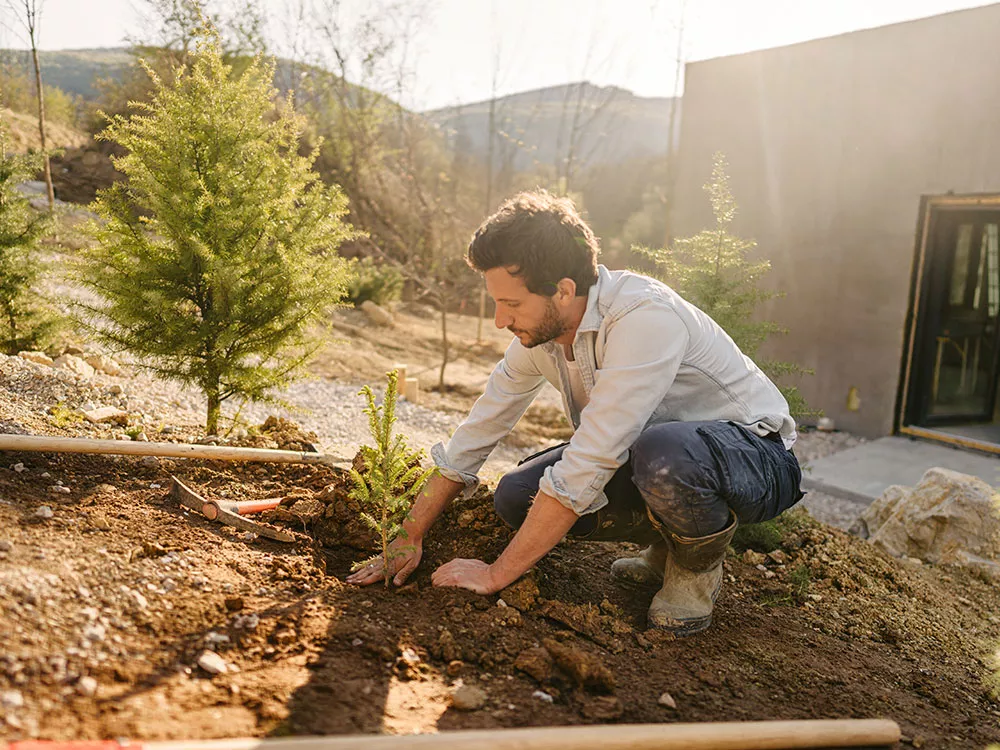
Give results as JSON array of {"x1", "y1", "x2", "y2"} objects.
[{"x1": 671, "y1": 4, "x2": 1000, "y2": 436}]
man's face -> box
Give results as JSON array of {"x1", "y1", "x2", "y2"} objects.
[{"x1": 485, "y1": 267, "x2": 567, "y2": 348}]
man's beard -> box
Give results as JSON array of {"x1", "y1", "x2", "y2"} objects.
[{"x1": 511, "y1": 299, "x2": 567, "y2": 348}]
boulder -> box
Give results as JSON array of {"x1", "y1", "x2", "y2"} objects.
[
  {"x1": 852, "y1": 468, "x2": 1000, "y2": 574},
  {"x1": 53, "y1": 354, "x2": 95, "y2": 378},
  {"x1": 359, "y1": 300, "x2": 394, "y2": 327},
  {"x1": 18, "y1": 351, "x2": 53, "y2": 366},
  {"x1": 84, "y1": 354, "x2": 123, "y2": 376}
]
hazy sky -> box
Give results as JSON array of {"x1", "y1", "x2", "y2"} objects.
[{"x1": 0, "y1": 0, "x2": 996, "y2": 110}]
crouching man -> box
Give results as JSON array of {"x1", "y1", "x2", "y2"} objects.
[{"x1": 348, "y1": 190, "x2": 803, "y2": 636}]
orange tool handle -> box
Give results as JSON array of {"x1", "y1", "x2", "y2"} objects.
[{"x1": 202, "y1": 498, "x2": 281, "y2": 520}]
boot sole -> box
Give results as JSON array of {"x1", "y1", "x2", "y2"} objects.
[{"x1": 648, "y1": 614, "x2": 712, "y2": 637}]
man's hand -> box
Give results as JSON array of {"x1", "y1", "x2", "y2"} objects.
[
  {"x1": 431, "y1": 558, "x2": 499, "y2": 595},
  {"x1": 346, "y1": 537, "x2": 423, "y2": 587}
]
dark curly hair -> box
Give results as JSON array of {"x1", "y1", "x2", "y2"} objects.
[{"x1": 466, "y1": 190, "x2": 599, "y2": 296}]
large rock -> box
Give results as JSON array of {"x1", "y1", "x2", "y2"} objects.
[
  {"x1": 52, "y1": 354, "x2": 95, "y2": 378},
  {"x1": 18, "y1": 351, "x2": 53, "y2": 366},
  {"x1": 852, "y1": 468, "x2": 1000, "y2": 574},
  {"x1": 359, "y1": 300, "x2": 394, "y2": 327},
  {"x1": 84, "y1": 354, "x2": 123, "y2": 376}
]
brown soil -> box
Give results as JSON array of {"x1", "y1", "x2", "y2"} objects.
[{"x1": 1, "y1": 438, "x2": 998, "y2": 748}]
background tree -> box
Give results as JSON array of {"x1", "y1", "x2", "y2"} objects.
[
  {"x1": 79, "y1": 27, "x2": 355, "y2": 434},
  {"x1": 0, "y1": 122, "x2": 57, "y2": 353},
  {"x1": 4, "y1": 0, "x2": 55, "y2": 208},
  {"x1": 635, "y1": 152, "x2": 815, "y2": 418}
]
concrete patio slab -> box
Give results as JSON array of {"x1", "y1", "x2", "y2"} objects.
[{"x1": 801, "y1": 436, "x2": 1000, "y2": 506}]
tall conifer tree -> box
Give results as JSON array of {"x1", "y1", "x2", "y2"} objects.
[{"x1": 80, "y1": 25, "x2": 355, "y2": 433}]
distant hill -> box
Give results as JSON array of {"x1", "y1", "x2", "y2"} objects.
[
  {"x1": 425, "y1": 83, "x2": 681, "y2": 172},
  {"x1": 0, "y1": 48, "x2": 132, "y2": 100},
  {"x1": 1, "y1": 49, "x2": 681, "y2": 174}
]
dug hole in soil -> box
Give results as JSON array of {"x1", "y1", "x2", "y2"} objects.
[{"x1": 1, "y1": 404, "x2": 999, "y2": 747}]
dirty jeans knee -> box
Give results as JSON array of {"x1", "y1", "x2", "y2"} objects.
[
  {"x1": 630, "y1": 422, "x2": 732, "y2": 538},
  {"x1": 493, "y1": 473, "x2": 533, "y2": 530}
]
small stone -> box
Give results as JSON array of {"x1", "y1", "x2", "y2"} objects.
[
  {"x1": 82, "y1": 406, "x2": 127, "y2": 424},
  {"x1": 91, "y1": 514, "x2": 111, "y2": 531},
  {"x1": 141, "y1": 456, "x2": 160, "y2": 469},
  {"x1": 450, "y1": 684, "x2": 487, "y2": 711},
  {"x1": 50, "y1": 485, "x2": 71, "y2": 495},
  {"x1": 149, "y1": 482, "x2": 161, "y2": 489},
  {"x1": 84, "y1": 354, "x2": 122, "y2": 376},
  {"x1": 807, "y1": 593, "x2": 823, "y2": 602},
  {"x1": 763, "y1": 570, "x2": 776, "y2": 579},
  {"x1": 83, "y1": 623, "x2": 106, "y2": 642},
  {"x1": 446, "y1": 660, "x2": 464, "y2": 677},
  {"x1": 40, "y1": 472, "x2": 50, "y2": 478},
  {"x1": 767, "y1": 550, "x2": 788, "y2": 565},
  {"x1": 205, "y1": 632, "x2": 230, "y2": 646},
  {"x1": 532, "y1": 689, "x2": 554, "y2": 703},
  {"x1": 34, "y1": 506, "x2": 54, "y2": 520},
  {"x1": 53, "y1": 354, "x2": 95, "y2": 378},
  {"x1": 658, "y1": 691, "x2": 677, "y2": 709},
  {"x1": 224, "y1": 597, "x2": 244, "y2": 612},
  {"x1": 0, "y1": 540, "x2": 12, "y2": 552},
  {"x1": 13, "y1": 463, "x2": 25, "y2": 473},
  {"x1": 351, "y1": 638, "x2": 363, "y2": 647},
  {"x1": 197, "y1": 650, "x2": 229, "y2": 675},
  {"x1": 743, "y1": 549, "x2": 767, "y2": 566},
  {"x1": 1, "y1": 690, "x2": 24, "y2": 708},
  {"x1": 135, "y1": 433, "x2": 149, "y2": 442},
  {"x1": 76, "y1": 676, "x2": 98, "y2": 697}
]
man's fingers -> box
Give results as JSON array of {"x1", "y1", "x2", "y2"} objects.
[{"x1": 393, "y1": 557, "x2": 417, "y2": 586}]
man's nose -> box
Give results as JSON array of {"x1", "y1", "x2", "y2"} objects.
[{"x1": 495, "y1": 309, "x2": 512, "y2": 329}]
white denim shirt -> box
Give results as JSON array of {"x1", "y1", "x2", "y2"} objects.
[{"x1": 432, "y1": 265, "x2": 797, "y2": 516}]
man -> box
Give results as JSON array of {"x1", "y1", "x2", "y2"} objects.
[{"x1": 348, "y1": 191, "x2": 803, "y2": 636}]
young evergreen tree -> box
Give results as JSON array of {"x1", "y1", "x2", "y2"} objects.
[
  {"x1": 0, "y1": 124, "x2": 57, "y2": 354},
  {"x1": 79, "y1": 27, "x2": 356, "y2": 434},
  {"x1": 635, "y1": 152, "x2": 815, "y2": 418},
  {"x1": 350, "y1": 370, "x2": 436, "y2": 588}
]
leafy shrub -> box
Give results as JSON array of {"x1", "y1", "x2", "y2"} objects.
[{"x1": 346, "y1": 256, "x2": 403, "y2": 307}]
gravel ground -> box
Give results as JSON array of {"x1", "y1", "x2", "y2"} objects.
[
  {"x1": 792, "y1": 429, "x2": 868, "y2": 530},
  {"x1": 1, "y1": 352, "x2": 870, "y2": 529}
]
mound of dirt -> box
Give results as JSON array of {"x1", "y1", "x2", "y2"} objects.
[{"x1": 0, "y1": 408, "x2": 998, "y2": 745}]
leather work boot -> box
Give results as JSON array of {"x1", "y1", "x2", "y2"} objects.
[
  {"x1": 610, "y1": 539, "x2": 668, "y2": 585},
  {"x1": 647, "y1": 511, "x2": 738, "y2": 636}
]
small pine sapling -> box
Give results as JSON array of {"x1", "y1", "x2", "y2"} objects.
[
  {"x1": 350, "y1": 370, "x2": 435, "y2": 587},
  {"x1": 635, "y1": 152, "x2": 817, "y2": 419}
]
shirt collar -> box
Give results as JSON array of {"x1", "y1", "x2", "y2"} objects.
[{"x1": 541, "y1": 264, "x2": 608, "y2": 355}]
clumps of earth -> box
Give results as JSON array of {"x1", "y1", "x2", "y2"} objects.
[{"x1": 1, "y1": 416, "x2": 998, "y2": 747}]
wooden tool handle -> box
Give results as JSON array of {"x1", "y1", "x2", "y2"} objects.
[{"x1": 30, "y1": 718, "x2": 898, "y2": 749}]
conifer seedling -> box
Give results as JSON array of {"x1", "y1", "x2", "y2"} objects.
[{"x1": 350, "y1": 370, "x2": 436, "y2": 588}]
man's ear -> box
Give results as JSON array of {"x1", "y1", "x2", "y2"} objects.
[{"x1": 554, "y1": 278, "x2": 577, "y2": 303}]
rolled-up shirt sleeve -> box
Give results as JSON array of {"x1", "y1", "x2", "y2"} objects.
[
  {"x1": 432, "y1": 338, "x2": 547, "y2": 488},
  {"x1": 539, "y1": 301, "x2": 690, "y2": 514}
]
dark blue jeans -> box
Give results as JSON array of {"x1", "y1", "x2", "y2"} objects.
[{"x1": 493, "y1": 421, "x2": 804, "y2": 540}]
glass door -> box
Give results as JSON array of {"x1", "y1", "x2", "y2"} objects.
[{"x1": 917, "y1": 211, "x2": 1000, "y2": 423}]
